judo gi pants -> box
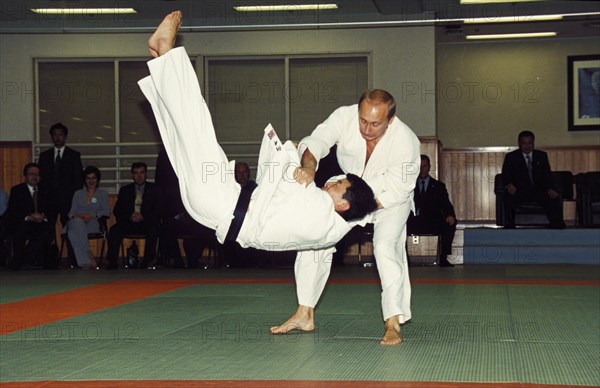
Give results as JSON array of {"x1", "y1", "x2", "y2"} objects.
[{"x1": 295, "y1": 204, "x2": 412, "y2": 323}]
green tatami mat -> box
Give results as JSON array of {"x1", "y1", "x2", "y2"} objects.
[{"x1": 0, "y1": 266, "x2": 599, "y2": 386}]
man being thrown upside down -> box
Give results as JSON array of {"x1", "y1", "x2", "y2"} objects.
[{"x1": 140, "y1": 9, "x2": 382, "y2": 336}]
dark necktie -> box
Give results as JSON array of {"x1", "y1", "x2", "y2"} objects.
[
  {"x1": 55, "y1": 149, "x2": 62, "y2": 177},
  {"x1": 32, "y1": 187, "x2": 38, "y2": 213},
  {"x1": 525, "y1": 154, "x2": 533, "y2": 183},
  {"x1": 421, "y1": 180, "x2": 426, "y2": 193}
]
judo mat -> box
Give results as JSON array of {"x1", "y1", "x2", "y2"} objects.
[{"x1": 1, "y1": 264, "x2": 598, "y2": 387}]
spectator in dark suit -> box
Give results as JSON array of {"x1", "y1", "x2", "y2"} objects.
[
  {"x1": 223, "y1": 162, "x2": 261, "y2": 268},
  {"x1": 37, "y1": 123, "x2": 83, "y2": 228},
  {"x1": 0, "y1": 188, "x2": 8, "y2": 267},
  {"x1": 0, "y1": 189, "x2": 8, "y2": 216},
  {"x1": 501, "y1": 130, "x2": 565, "y2": 229},
  {"x1": 6, "y1": 163, "x2": 55, "y2": 270},
  {"x1": 155, "y1": 147, "x2": 213, "y2": 269},
  {"x1": 407, "y1": 154, "x2": 456, "y2": 267},
  {"x1": 106, "y1": 162, "x2": 161, "y2": 269}
]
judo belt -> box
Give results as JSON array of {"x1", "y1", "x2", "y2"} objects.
[{"x1": 225, "y1": 181, "x2": 258, "y2": 242}]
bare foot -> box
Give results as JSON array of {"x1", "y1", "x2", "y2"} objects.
[
  {"x1": 380, "y1": 315, "x2": 402, "y2": 345},
  {"x1": 148, "y1": 11, "x2": 183, "y2": 58},
  {"x1": 270, "y1": 305, "x2": 315, "y2": 334}
]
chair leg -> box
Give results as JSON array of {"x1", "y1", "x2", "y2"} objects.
[
  {"x1": 120, "y1": 240, "x2": 126, "y2": 268},
  {"x1": 357, "y1": 239, "x2": 363, "y2": 264},
  {"x1": 97, "y1": 237, "x2": 106, "y2": 268},
  {"x1": 59, "y1": 235, "x2": 67, "y2": 268},
  {"x1": 59, "y1": 237, "x2": 65, "y2": 261}
]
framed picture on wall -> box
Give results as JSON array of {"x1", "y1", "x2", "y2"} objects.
[{"x1": 568, "y1": 54, "x2": 600, "y2": 131}]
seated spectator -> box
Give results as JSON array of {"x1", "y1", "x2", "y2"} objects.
[
  {"x1": 0, "y1": 188, "x2": 8, "y2": 216},
  {"x1": 6, "y1": 163, "x2": 55, "y2": 270},
  {"x1": 66, "y1": 165, "x2": 110, "y2": 269},
  {"x1": 106, "y1": 162, "x2": 160, "y2": 269},
  {"x1": 407, "y1": 155, "x2": 456, "y2": 267},
  {"x1": 155, "y1": 147, "x2": 214, "y2": 269},
  {"x1": 0, "y1": 188, "x2": 7, "y2": 267},
  {"x1": 234, "y1": 162, "x2": 256, "y2": 190},
  {"x1": 223, "y1": 162, "x2": 260, "y2": 268},
  {"x1": 501, "y1": 130, "x2": 565, "y2": 229}
]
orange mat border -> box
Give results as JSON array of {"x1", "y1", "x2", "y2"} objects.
[
  {"x1": 161, "y1": 278, "x2": 600, "y2": 286},
  {"x1": 0, "y1": 280, "x2": 197, "y2": 336},
  {"x1": 0, "y1": 380, "x2": 589, "y2": 388}
]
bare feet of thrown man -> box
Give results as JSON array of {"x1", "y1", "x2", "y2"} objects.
[
  {"x1": 270, "y1": 305, "x2": 315, "y2": 334},
  {"x1": 148, "y1": 11, "x2": 182, "y2": 58},
  {"x1": 380, "y1": 315, "x2": 402, "y2": 345}
]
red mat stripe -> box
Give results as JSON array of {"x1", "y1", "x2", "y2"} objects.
[
  {"x1": 0, "y1": 380, "x2": 588, "y2": 387},
  {"x1": 0, "y1": 280, "x2": 197, "y2": 336},
  {"x1": 187, "y1": 278, "x2": 600, "y2": 286},
  {"x1": 411, "y1": 278, "x2": 600, "y2": 286}
]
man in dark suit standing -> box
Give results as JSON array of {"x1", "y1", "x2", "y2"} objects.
[
  {"x1": 6, "y1": 163, "x2": 55, "y2": 270},
  {"x1": 501, "y1": 130, "x2": 565, "y2": 229},
  {"x1": 38, "y1": 122, "x2": 83, "y2": 228},
  {"x1": 107, "y1": 162, "x2": 160, "y2": 269},
  {"x1": 407, "y1": 154, "x2": 457, "y2": 267}
]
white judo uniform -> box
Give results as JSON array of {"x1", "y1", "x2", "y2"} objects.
[
  {"x1": 298, "y1": 105, "x2": 421, "y2": 322},
  {"x1": 138, "y1": 47, "x2": 351, "y2": 259}
]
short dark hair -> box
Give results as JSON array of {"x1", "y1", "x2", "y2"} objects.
[
  {"x1": 83, "y1": 165, "x2": 101, "y2": 184},
  {"x1": 518, "y1": 130, "x2": 535, "y2": 142},
  {"x1": 358, "y1": 89, "x2": 396, "y2": 121},
  {"x1": 131, "y1": 162, "x2": 147, "y2": 173},
  {"x1": 420, "y1": 154, "x2": 431, "y2": 165},
  {"x1": 341, "y1": 173, "x2": 378, "y2": 221},
  {"x1": 23, "y1": 162, "x2": 40, "y2": 176},
  {"x1": 235, "y1": 162, "x2": 250, "y2": 172},
  {"x1": 49, "y1": 122, "x2": 68, "y2": 136}
]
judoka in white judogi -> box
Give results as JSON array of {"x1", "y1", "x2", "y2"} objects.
[
  {"x1": 298, "y1": 103, "x2": 421, "y2": 324},
  {"x1": 138, "y1": 47, "x2": 357, "y2": 256}
]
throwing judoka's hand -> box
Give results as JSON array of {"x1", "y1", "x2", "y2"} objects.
[
  {"x1": 295, "y1": 148, "x2": 317, "y2": 185},
  {"x1": 293, "y1": 166, "x2": 315, "y2": 185}
]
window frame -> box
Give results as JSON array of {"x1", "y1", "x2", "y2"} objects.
[{"x1": 33, "y1": 52, "x2": 370, "y2": 192}]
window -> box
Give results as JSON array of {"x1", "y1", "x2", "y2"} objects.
[
  {"x1": 35, "y1": 58, "x2": 196, "y2": 192},
  {"x1": 206, "y1": 54, "x2": 369, "y2": 171},
  {"x1": 35, "y1": 54, "x2": 368, "y2": 191}
]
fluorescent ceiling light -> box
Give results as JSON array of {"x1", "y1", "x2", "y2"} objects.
[
  {"x1": 466, "y1": 32, "x2": 557, "y2": 39},
  {"x1": 234, "y1": 4, "x2": 338, "y2": 12},
  {"x1": 464, "y1": 14, "x2": 563, "y2": 23},
  {"x1": 463, "y1": 11, "x2": 600, "y2": 24},
  {"x1": 31, "y1": 8, "x2": 137, "y2": 15},
  {"x1": 461, "y1": 0, "x2": 544, "y2": 4}
]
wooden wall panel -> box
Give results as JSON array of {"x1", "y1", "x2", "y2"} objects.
[
  {"x1": 441, "y1": 148, "x2": 506, "y2": 222},
  {"x1": 545, "y1": 146, "x2": 600, "y2": 175},
  {"x1": 1, "y1": 142, "x2": 32, "y2": 192}
]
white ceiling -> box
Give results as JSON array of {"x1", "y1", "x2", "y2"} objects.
[{"x1": 1, "y1": 0, "x2": 599, "y2": 42}]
